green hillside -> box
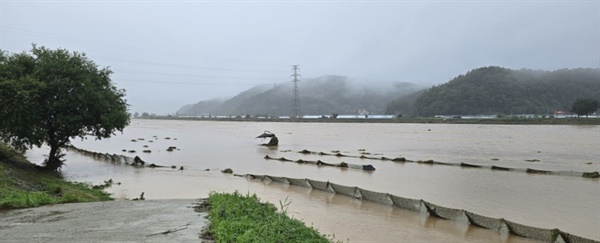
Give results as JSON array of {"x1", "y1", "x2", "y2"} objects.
[
  {"x1": 388, "y1": 66, "x2": 599, "y2": 116},
  {"x1": 177, "y1": 76, "x2": 421, "y2": 116}
]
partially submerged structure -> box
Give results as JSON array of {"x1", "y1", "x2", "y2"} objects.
[{"x1": 256, "y1": 131, "x2": 278, "y2": 146}]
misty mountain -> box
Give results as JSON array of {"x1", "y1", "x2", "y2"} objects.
[
  {"x1": 388, "y1": 66, "x2": 599, "y2": 116},
  {"x1": 176, "y1": 75, "x2": 422, "y2": 116}
]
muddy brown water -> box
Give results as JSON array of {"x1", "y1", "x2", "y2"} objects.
[{"x1": 26, "y1": 119, "x2": 600, "y2": 241}]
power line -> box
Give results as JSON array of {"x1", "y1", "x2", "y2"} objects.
[
  {"x1": 98, "y1": 56, "x2": 288, "y2": 73},
  {"x1": 2, "y1": 26, "x2": 288, "y2": 74},
  {"x1": 116, "y1": 69, "x2": 284, "y2": 80},
  {"x1": 114, "y1": 79, "x2": 255, "y2": 86},
  {"x1": 1, "y1": 26, "x2": 163, "y2": 54}
]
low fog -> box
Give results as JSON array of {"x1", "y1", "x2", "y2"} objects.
[{"x1": 2, "y1": 1, "x2": 598, "y2": 114}]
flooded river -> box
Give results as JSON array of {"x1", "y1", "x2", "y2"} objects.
[{"x1": 26, "y1": 119, "x2": 600, "y2": 242}]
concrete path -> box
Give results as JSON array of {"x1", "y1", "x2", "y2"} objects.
[{"x1": 0, "y1": 199, "x2": 209, "y2": 243}]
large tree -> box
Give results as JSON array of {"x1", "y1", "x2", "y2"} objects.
[
  {"x1": 0, "y1": 45, "x2": 130, "y2": 171},
  {"x1": 571, "y1": 98, "x2": 599, "y2": 117}
]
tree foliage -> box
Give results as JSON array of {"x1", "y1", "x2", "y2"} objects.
[
  {"x1": 407, "y1": 66, "x2": 599, "y2": 116},
  {"x1": 385, "y1": 89, "x2": 425, "y2": 116},
  {"x1": 0, "y1": 46, "x2": 130, "y2": 171},
  {"x1": 571, "y1": 98, "x2": 599, "y2": 117}
]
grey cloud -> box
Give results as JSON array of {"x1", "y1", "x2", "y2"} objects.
[{"x1": 2, "y1": 1, "x2": 598, "y2": 114}]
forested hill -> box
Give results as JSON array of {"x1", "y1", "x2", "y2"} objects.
[
  {"x1": 176, "y1": 75, "x2": 421, "y2": 116},
  {"x1": 387, "y1": 66, "x2": 599, "y2": 116}
]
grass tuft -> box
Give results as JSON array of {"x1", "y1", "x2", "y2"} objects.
[{"x1": 207, "y1": 191, "x2": 336, "y2": 242}]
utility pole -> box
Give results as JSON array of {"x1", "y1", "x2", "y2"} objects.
[{"x1": 291, "y1": 65, "x2": 301, "y2": 119}]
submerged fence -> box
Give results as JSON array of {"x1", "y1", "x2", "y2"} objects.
[
  {"x1": 66, "y1": 144, "x2": 598, "y2": 242},
  {"x1": 289, "y1": 149, "x2": 600, "y2": 179},
  {"x1": 263, "y1": 155, "x2": 375, "y2": 171},
  {"x1": 237, "y1": 174, "x2": 598, "y2": 243},
  {"x1": 65, "y1": 145, "x2": 178, "y2": 169}
]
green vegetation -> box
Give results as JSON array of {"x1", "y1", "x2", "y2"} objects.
[
  {"x1": 176, "y1": 75, "x2": 421, "y2": 117},
  {"x1": 176, "y1": 66, "x2": 599, "y2": 118},
  {"x1": 404, "y1": 66, "x2": 599, "y2": 116},
  {"x1": 206, "y1": 191, "x2": 333, "y2": 242},
  {"x1": 571, "y1": 98, "x2": 599, "y2": 117},
  {"x1": 0, "y1": 143, "x2": 112, "y2": 209},
  {"x1": 385, "y1": 89, "x2": 425, "y2": 117},
  {"x1": 0, "y1": 45, "x2": 130, "y2": 171}
]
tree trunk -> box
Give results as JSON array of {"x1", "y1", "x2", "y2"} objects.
[
  {"x1": 44, "y1": 142, "x2": 64, "y2": 171},
  {"x1": 43, "y1": 126, "x2": 65, "y2": 171}
]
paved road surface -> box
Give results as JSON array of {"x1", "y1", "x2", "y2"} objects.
[{"x1": 0, "y1": 199, "x2": 209, "y2": 243}]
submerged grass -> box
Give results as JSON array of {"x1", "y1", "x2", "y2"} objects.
[
  {"x1": 0, "y1": 143, "x2": 112, "y2": 209},
  {"x1": 207, "y1": 191, "x2": 335, "y2": 242}
]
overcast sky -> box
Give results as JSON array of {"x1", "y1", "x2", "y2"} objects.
[{"x1": 2, "y1": 1, "x2": 598, "y2": 114}]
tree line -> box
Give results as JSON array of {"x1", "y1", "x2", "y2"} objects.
[{"x1": 387, "y1": 66, "x2": 599, "y2": 117}]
